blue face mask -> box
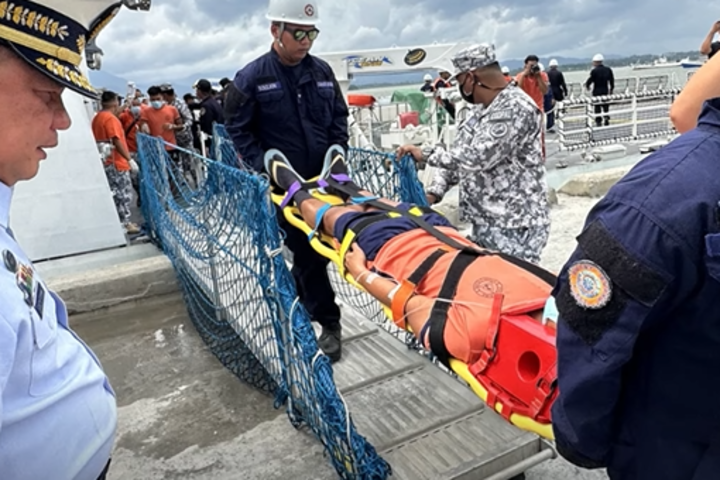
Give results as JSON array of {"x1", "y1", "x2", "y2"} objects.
[
  {"x1": 130, "y1": 106, "x2": 141, "y2": 115},
  {"x1": 150, "y1": 100, "x2": 164, "y2": 109}
]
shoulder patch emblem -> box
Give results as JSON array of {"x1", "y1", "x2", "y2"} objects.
[
  {"x1": 568, "y1": 260, "x2": 612, "y2": 309},
  {"x1": 489, "y1": 122, "x2": 509, "y2": 138},
  {"x1": 3, "y1": 249, "x2": 17, "y2": 272}
]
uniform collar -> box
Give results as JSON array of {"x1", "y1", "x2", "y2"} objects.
[{"x1": 0, "y1": 181, "x2": 11, "y2": 229}]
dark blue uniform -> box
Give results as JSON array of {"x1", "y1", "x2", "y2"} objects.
[
  {"x1": 199, "y1": 95, "x2": 224, "y2": 137},
  {"x1": 225, "y1": 47, "x2": 349, "y2": 328},
  {"x1": 552, "y1": 99, "x2": 720, "y2": 479},
  {"x1": 199, "y1": 95, "x2": 224, "y2": 153}
]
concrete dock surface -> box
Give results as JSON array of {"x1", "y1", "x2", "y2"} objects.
[
  {"x1": 69, "y1": 290, "x2": 607, "y2": 480},
  {"x1": 51, "y1": 158, "x2": 635, "y2": 479}
]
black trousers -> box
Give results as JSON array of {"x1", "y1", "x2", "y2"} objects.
[
  {"x1": 276, "y1": 205, "x2": 341, "y2": 327},
  {"x1": 594, "y1": 103, "x2": 610, "y2": 126}
]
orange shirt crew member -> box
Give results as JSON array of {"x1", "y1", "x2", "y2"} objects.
[
  {"x1": 91, "y1": 91, "x2": 130, "y2": 172},
  {"x1": 516, "y1": 55, "x2": 549, "y2": 160},
  {"x1": 515, "y1": 55, "x2": 549, "y2": 111},
  {"x1": 91, "y1": 91, "x2": 138, "y2": 233},
  {"x1": 142, "y1": 85, "x2": 183, "y2": 152},
  {"x1": 118, "y1": 100, "x2": 146, "y2": 154}
]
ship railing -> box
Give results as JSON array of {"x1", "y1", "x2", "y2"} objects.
[{"x1": 555, "y1": 88, "x2": 680, "y2": 151}]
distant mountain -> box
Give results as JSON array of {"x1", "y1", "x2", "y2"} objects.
[
  {"x1": 87, "y1": 69, "x2": 133, "y2": 94},
  {"x1": 89, "y1": 51, "x2": 684, "y2": 95}
]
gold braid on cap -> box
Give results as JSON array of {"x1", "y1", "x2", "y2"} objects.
[
  {"x1": 88, "y1": 4, "x2": 121, "y2": 41},
  {"x1": 0, "y1": 1, "x2": 82, "y2": 66}
]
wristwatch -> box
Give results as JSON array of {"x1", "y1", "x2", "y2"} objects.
[{"x1": 421, "y1": 145, "x2": 435, "y2": 162}]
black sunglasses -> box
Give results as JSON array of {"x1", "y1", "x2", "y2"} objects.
[{"x1": 285, "y1": 26, "x2": 319, "y2": 42}]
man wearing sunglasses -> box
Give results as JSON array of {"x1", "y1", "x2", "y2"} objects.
[{"x1": 225, "y1": 0, "x2": 349, "y2": 363}]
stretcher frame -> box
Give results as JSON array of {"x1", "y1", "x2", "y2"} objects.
[{"x1": 271, "y1": 188, "x2": 555, "y2": 441}]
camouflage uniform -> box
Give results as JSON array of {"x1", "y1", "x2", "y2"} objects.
[
  {"x1": 424, "y1": 44, "x2": 550, "y2": 264},
  {"x1": 172, "y1": 97, "x2": 197, "y2": 178},
  {"x1": 104, "y1": 165, "x2": 133, "y2": 226}
]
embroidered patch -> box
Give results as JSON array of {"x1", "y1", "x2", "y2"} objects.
[
  {"x1": 257, "y1": 82, "x2": 281, "y2": 92},
  {"x1": 489, "y1": 122, "x2": 508, "y2": 138},
  {"x1": 317, "y1": 81, "x2": 334, "y2": 88},
  {"x1": 488, "y1": 110, "x2": 512, "y2": 121},
  {"x1": 3, "y1": 249, "x2": 17, "y2": 272},
  {"x1": 568, "y1": 260, "x2": 612, "y2": 309},
  {"x1": 34, "y1": 283, "x2": 45, "y2": 319},
  {"x1": 16, "y1": 264, "x2": 34, "y2": 306},
  {"x1": 473, "y1": 278, "x2": 503, "y2": 297}
]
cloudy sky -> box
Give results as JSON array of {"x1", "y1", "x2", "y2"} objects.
[{"x1": 97, "y1": 0, "x2": 713, "y2": 83}]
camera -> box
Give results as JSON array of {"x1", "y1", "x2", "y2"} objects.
[{"x1": 530, "y1": 64, "x2": 541, "y2": 74}]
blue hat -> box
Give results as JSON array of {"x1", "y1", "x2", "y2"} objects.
[{"x1": 0, "y1": 1, "x2": 147, "y2": 98}]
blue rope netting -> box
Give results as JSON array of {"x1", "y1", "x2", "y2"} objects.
[{"x1": 135, "y1": 130, "x2": 428, "y2": 479}]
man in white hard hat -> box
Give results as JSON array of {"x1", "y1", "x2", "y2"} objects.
[
  {"x1": 224, "y1": 0, "x2": 349, "y2": 362},
  {"x1": 501, "y1": 65, "x2": 511, "y2": 82},
  {"x1": 421, "y1": 73, "x2": 434, "y2": 92},
  {"x1": 585, "y1": 53, "x2": 615, "y2": 127},
  {"x1": 0, "y1": 2, "x2": 149, "y2": 478},
  {"x1": 547, "y1": 58, "x2": 568, "y2": 102}
]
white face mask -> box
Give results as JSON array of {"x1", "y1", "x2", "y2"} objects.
[{"x1": 150, "y1": 100, "x2": 164, "y2": 109}]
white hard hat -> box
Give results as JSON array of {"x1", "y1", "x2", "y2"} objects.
[
  {"x1": 593, "y1": 53, "x2": 604, "y2": 62},
  {"x1": 423, "y1": 74, "x2": 433, "y2": 81},
  {"x1": 501, "y1": 66, "x2": 509, "y2": 74},
  {"x1": 549, "y1": 59, "x2": 558, "y2": 67},
  {"x1": 267, "y1": 0, "x2": 319, "y2": 25}
]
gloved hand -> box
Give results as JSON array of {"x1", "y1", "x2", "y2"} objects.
[{"x1": 129, "y1": 159, "x2": 140, "y2": 176}]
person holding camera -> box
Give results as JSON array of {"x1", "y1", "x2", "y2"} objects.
[
  {"x1": 516, "y1": 55, "x2": 549, "y2": 111},
  {"x1": 516, "y1": 55, "x2": 549, "y2": 158},
  {"x1": 700, "y1": 20, "x2": 720, "y2": 59}
]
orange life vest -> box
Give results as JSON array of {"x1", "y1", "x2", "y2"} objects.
[{"x1": 369, "y1": 225, "x2": 558, "y2": 424}]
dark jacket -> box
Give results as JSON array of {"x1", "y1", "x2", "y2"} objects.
[{"x1": 224, "y1": 47, "x2": 349, "y2": 177}]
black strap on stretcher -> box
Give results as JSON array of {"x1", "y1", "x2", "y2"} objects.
[
  {"x1": 329, "y1": 177, "x2": 557, "y2": 286},
  {"x1": 327, "y1": 177, "x2": 558, "y2": 368}
]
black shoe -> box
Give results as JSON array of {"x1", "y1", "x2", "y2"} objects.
[
  {"x1": 319, "y1": 145, "x2": 362, "y2": 200},
  {"x1": 264, "y1": 148, "x2": 306, "y2": 191},
  {"x1": 318, "y1": 323, "x2": 342, "y2": 363}
]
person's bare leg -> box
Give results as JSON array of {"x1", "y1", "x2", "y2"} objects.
[{"x1": 297, "y1": 197, "x2": 365, "y2": 236}]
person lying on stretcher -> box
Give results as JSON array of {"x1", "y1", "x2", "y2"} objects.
[{"x1": 268, "y1": 146, "x2": 557, "y2": 366}]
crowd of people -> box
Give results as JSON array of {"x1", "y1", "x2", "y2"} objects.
[{"x1": 90, "y1": 80, "x2": 226, "y2": 233}]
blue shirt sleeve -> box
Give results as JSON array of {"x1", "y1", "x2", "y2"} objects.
[
  {"x1": 328, "y1": 76, "x2": 349, "y2": 149},
  {"x1": 225, "y1": 71, "x2": 264, "y2": 172},
  {"x1": 551, "y1": 199, "x2": 691, "y2": 467}
]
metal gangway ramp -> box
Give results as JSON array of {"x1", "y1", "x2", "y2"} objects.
[{"x1": 323, "y1": 306, "x2": 555, "y2": 479}]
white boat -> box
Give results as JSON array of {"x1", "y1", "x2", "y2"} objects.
[
  {"x1": 632, "y1": 56, "x2": 683, "y2": 70},
  {"x1": 681, "y1": 58, "x2": 705, "y2": 69}
]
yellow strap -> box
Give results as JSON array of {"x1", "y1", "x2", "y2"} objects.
[
  {"x1": 0, "y1": 24, "x2": 81, "y2": 66},
  {"x1": 338, "y1": 229, "x2": 357, "y2": 278}
]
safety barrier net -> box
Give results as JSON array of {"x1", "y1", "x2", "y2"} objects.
[{"x1": 136, "y1": 127, "x2": 427, "y2": 479}]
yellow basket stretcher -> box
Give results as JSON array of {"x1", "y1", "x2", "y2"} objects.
[{"x1": 271, "y1": 188, "x2": 555, "y2": 441}]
